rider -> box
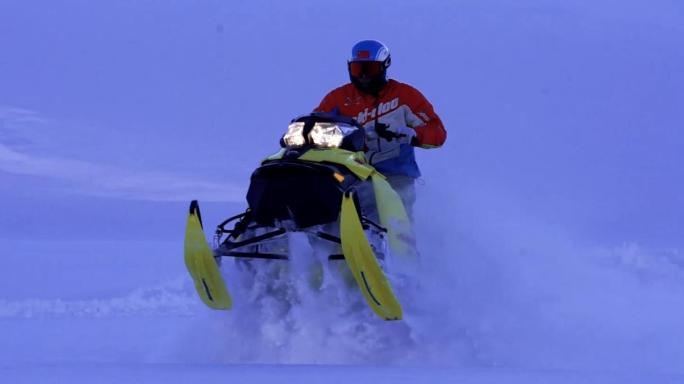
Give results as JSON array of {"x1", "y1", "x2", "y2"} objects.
[{"x1": 314, "y1": 39, "x2": 447, "y2": 218}]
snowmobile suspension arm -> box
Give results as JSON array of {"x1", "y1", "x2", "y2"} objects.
[
  {"x1": 215, "y1": 211, "x2": 251, "y2": 238},
  {"x1": 219, "y1": 252, "x2": 289, "y2": 260},
  {"x1": 220, "y1": 228, "x2": 287, "y2": 250}
]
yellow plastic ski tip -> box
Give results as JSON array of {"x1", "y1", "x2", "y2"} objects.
[
  {"x1": 189, "y1": 200, "x2": 203, "y2": 227},
  {"x1": 340, "y1": 193, "x2": 403, "y2": 320},
  {"x1": 184, "y1": 201, "x2": 232, "y2": 310}
]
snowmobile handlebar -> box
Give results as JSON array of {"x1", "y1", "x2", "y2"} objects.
[{"x1": 374, "y1": 122, "x2": 407, "y2": 142}]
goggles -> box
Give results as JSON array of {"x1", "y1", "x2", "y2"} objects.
[{"x1": 348, "y1": 61, "x2": 384, "y2": 77}]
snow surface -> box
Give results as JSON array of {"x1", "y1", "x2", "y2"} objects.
[{"x1": 1, "y1": 0, "x2": 683, "y2": 382}]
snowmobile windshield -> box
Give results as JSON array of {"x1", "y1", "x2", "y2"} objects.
[
  {"x1": 281, "y1": 113, "x2": 366, "y2": 152},
  {"x1": 283, "y1": 121, "x2": 357, "y2": 149}
]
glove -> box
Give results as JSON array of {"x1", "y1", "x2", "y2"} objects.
[{"x1": 375, "y1": 123, "x2": 416, "y2": 143}]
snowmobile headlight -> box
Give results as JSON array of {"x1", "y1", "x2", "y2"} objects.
[
  {"x1": 283, "y1": 122, "x2": 306, "y2": 147},
  {"x1": 309, "y1": 122, "x2": 348, "y2": 148}
]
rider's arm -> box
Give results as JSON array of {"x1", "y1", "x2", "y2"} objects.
[{"x1": 401, "y1": 85, "x2": 447, "y2": 148}]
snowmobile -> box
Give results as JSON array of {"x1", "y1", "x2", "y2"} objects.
[{"x1": 183, "y1": 112, "x2": 415, "y2": 320}]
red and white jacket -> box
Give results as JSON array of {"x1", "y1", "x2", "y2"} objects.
[{"x1": 315, "y1": 79, "x2": 446, "y2": 177}]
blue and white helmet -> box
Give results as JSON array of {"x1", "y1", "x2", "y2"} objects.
[
  {"x1": 347, "y1": 40, "x2": 391, "y2": 94},
  {"x1": 349, "y1": 40, "x2": 391, "y2": 66}
]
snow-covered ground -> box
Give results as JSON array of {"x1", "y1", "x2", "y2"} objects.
[{"x1": 1, "y1": 0, "x2": 683, "y2": 382}]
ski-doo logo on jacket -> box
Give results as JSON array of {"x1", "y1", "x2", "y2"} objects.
[
  {"x1": 356, "y1": 98, "x2": 400, "y2": 124},
  {"x1": 314, "y1": 79, "x2": 446, "y2": 178}
]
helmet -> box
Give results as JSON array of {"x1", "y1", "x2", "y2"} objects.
[{"x1": 347, "y1": 40, "x2": 391, "y2": 95}]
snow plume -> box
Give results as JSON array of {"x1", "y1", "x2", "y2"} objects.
[
  {"x1": 170, "y1": 233, "x2": 426, "y2": 365},
  {"x1": 156, "y1": 181, "x2": 684, "y2": 373},
  {"x1": 411, "y1": 182, "x2": 684, "y2": 374}
]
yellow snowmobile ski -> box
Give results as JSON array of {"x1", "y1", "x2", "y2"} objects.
[
  {"x1": 184, "y1": 200, "x2": 232, "y2": 309},
  {"x1": 340, "y1": 192, "x2": 403, "y2": 320}
]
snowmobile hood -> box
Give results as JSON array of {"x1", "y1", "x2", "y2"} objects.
[{"x1": 262, "y1": 148, "x2": 376, "y2": 180}]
